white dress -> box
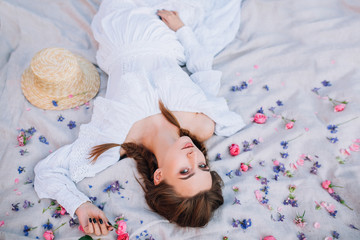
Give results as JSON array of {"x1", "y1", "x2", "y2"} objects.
[{"x1": 34, "y1": 0, "x2": 245, "y2": 217}]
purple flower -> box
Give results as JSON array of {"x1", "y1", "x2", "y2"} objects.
[
  {"x1": 274, "y1": 174, "x2": 279, "y2": 181},
  {"x1": 67, "y1": 121, "x2": 76, "y2": 129},
  {"x1": 12, "y1": 203, "x2": 20, "y2": 211},
  {"x1": 98, "y1": 202, "x2": 105, "y2": 210},
  {"x1": 215, "y1": 153, "x2": 222, "y2": 161},
  {"x1": 327, "y1": 124, "x2": 338, "y2": 134},
  {"x1": 103, "y1": 180, "x2": 124, "y2": 194},
  {"x1": 327, "y1": 137, "x2": 339, "y2": 143},
  {"x1": 232, "y1": 197, "x2": 241, "y2": 205},
  {"x1": 261, "y1": 178, "x2": 269, "y2": 185},
  {"x1": 280, "y1": 152, "x2": 289, "y2": 158},
  {"x1": 260, "y1": 186, "x2": 269, "y2": 195},
  {"x1": 234, "y1": 169, "x2": 242, "y2": 176},
  {"x1": 232, "y1": 219, "x2": 240, "y2": 228},
  {"x1": 23, "y1": 200, "x2": 34, "y2": 209},
  {"x1": 349, "y1": 224, "x2": 359, "y2": 230},
  {"x1": 257, "y1": 107, "x2": 264, "y2": 114},
  {"x1": 321, "y1": 80, "x2": 332, "y2": 87},
  {"x1": 311, "y1": 87, "x2": 321, "y2": 94},
  {"x1": 315, "y1": 161, "x2": 321, "y2": 168},
  {"x1": 39, "y1": 136, "x2": 49, "y2": 144},
  {"x1": 27, "y1": 127, "x2": 37, "y2": 135},
  {"x1": 58, "y1": 115, "x2": 65, "y2": 122},
  {"x1": 280, "y1": 141, "x2": 289, "y2": 149},
  {"x1": 332, "y1": 231, "x2": 339, "y2": 239},
  {"x1": 310, "y1": 166, "x2": 318, "y2": 175},
  {"x1": 297, "y1": 232, "x2": 306, "y2": 240},
  {"x1": 69, "y1": 218, "x2": 78, "y2": 227},
  {"x1": 329, "y1": 210, "x2": 337, "y2": 218},
  {"x1": 19, "y1": 149, "x2": 28, "y2": 156},
  {"x1": 276, "y1": 100, "x2": 283, "y2": 106},
  {"x1": 242, "y1": 141, "x2": 251, "y2": 152},
  {"x1": 24, "y1": 178, "x2": 33, "y2": 185},
  {"x1": 89, "y1": 197, "x2": 97, "y2": 203}
]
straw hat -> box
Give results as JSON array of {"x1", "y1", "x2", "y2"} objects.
[{"x1": 21, "y1": 47, "x2": 100, "y2": 110}]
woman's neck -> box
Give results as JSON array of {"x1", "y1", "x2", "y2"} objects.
[{"x1": 140, "y1": 114, "x2": 179, "y2": 163}]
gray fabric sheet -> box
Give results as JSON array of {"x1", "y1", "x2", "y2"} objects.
[{"x1": 0, "y1": 0, "x2": 360, "y2": 239}]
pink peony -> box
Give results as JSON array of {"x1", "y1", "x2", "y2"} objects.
[
  {"x1": 60, "y1": 206, "x2": 67, "y2": 215},
  {"x1": 349, "y1": 143, "x2": 360, "y2": 152},
  {"x1": 229, "y1": 144, "x2": 240, "y2": 156},
  {"x1": 116, "y1": 220, "x2": 127, "y2": 235},
  {"x1": 327, "y1": 188, "x2": 334, "y2": 194},
  {"x1": 240, "y1": 163, "x2": 249, "y2": 172},
  {"x1": 285, "y1": 122, "x2": 294, "y2": 129},
  {"x1": 273, "y1": 160, "x2": 280, "y2": 166},
  {"x1": 117, "y1": 233, "x2": 129, "y2": 240},
  {"x1": 43, "y1": 230, "x2": 54, "y2": 240},
  {"x1": 263, "y1": 236, "x2": 276, "y2": 240},
  {"x1": 253, "y1": 113, "x2": 267, "y2": 124},
  {"x1": 334, "y1": 104, "x2": 346, "y2": 112},
  {"x1": 322, "y1": 180, "x2": 331, "y2": 189}
]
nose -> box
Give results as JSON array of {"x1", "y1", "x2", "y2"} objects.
[{"x1": 187, "y1": 151, "x2": 197, "y2": 166}]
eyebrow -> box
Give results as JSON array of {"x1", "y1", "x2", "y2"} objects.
[{"x1": 179, "y1": 168, "x2": 210, "y2": 180}]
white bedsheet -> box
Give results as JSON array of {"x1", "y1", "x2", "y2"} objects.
[{"x1": 0, "y1": 0, "x2": 360, "y2": 239}]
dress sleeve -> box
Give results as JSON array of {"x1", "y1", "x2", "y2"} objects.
[
  {"x1": 176, "y1": 26, "x2": 221, "y2": 96},
  {"x1": 34, "y1": 144, "x2": 91, "y2": 218}
]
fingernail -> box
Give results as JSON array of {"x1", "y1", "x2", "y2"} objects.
[
  {"x1": 107, "y1": 221, "x2": 112, "y2": 226},
  {"x1": 93, "y1": 218, "x2": 97, "y2": 223},
  {"x1": 99, "y1": 218, "x2": 103, "y2": 224},
  {"x1": 89, "y1": 218, "x2": 92, "y2": 223}
]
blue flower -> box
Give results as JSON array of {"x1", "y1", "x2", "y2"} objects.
[
  {"x1": 89, "y1": 196, "x2": 97, "y2": 203},
  {"x1": 314, "y1": 161, "x2": 321, "y2": 168},
  {"x1": 58, "y1": 115, "x2": 65, "y2": 122},
  {"x1": 310, "y1": 167, "x2": 317, "y2": 175},
  {"x1": 232, "y1": 219, "x2": 240, "y2": 228},
  {"x1": 12, "y1": 203, "x2": 20, "y2": 211},
  {"x1": 276, "y1": 100, "x2": 283, "y2": 106},
  {"x1": 327, "y1": 124, "x2": 338, "y2": 133},
  {"x1": 39, "y1": 136, "x2": 49, "y2": 144},
  {"x1": 278, "y1": 213, "x2": 285, "y2": 222},
  {"x1": 232, "y1": 197, "x2": 241, "y2": 205},
  {"x1": 311, "y1": 87, "x2": 321, "y2": 94},
  {"x1": 215, "y1": 153, "x2": 222, "y2": 161},
  {"x1": 257, "y1": 107, "x2": 264, "y2": 114},
  {"x1": 18, "y1": 166, "x2": 25, "y2": 174},
  {"x1": 268, "y1": 106, "x2": 276, "y2": 113},
  {"x1": 24, "y1": 178, "x2": 33, "y2": 185},
  {"x1": 23, "y1": 225, "x2": 30, "y2": 236},
  {"x1": 52, "y1": 100, "x2": 58, "y2": 107},
  {"x1": 349, "y1": 224, "x2": 359, "y2": 230},
  {"x1": 327, "y1": 137, "x2": 338, "y2": 143},
  {"x1": 280, "y1": 152, "x2": 289, "y2": 158},
  {"x1": 332, "y1": 231, "x2": 340, "y2": 239},
  {"x1": 98, "y1": 203, "x2": 105, "y2": 210},
  {"x1": 297, "y1": 232, "x2": 306, "y2": 240},
  {"x1": 330, "y1": 210, "x2": 337, "y2": 218},
  {"x1": 27, "y1": 127, "x2": 37, "y2": 135},
  {"x1": 234, "y1": 169, "x2": 242, "y2": 176},
  {"x1": 240, "y1": 219, "x2": 252, "y2": 229},
  {"x1": 67, "y1": 120, "x2": 76, "y2": 129},
  {"x1": 253, "y1": 139, "x2": 260, "y2": 145},
  {"x1": 274, "y1": 174, "x2": 279, "y2": 181},
  {"x1": 321, "y1": 80, "x2": 332, "y2": 87},
  {"x1": 69, "y1": 218, "x2": 78, "y2": 227},
  {"x1": 242, "y1": 141, "x2": 251, "y2": 152},
  {"x1": 261, "y1": 197, "x2": 269, "y2": 204},
  {"x1": 226, "y1": 170, "x2": 233, "y2": 178},
  {"x1": 263, "y1": 85, "x2": 269, "y2": 91},
  {"x1": 42, "y1": 220, "x2": 53, "y2": 230},
  {"x1": 280, "y1": 141, "x2": 289, "y2": 149}
]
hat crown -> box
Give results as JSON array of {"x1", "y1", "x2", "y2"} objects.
[{"x1": 31, "y1": 48, "x2": 79, "y2": 83}]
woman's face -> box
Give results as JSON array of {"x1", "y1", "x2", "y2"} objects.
[{"x1": 155, "y1": 136, "x2": 212, "y2": 197}]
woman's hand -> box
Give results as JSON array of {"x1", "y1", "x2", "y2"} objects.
[
  {"x1": 157, "y1": 9, "x2": 184, "y2": 32},
  {"x1": 75, "y1": 201, "x2": 113, "y2": 236}
]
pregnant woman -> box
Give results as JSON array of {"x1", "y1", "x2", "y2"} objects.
[{"x1": 34, "y1": 0, "x2": 245, "y2": 236}]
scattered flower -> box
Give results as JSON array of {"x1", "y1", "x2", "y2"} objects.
[
  {"x1": 232, "y1": 218, "x2": 252, "y2": 230},
  {"x1": 276, "y1": 100, "x2": 283, "y2": 106},
  {"x1": 52, "y1": 100, "x2": 58, "y2": 107},
  {"x1": 18, "y1": 166, "x2": 25, "y2": 174},
  {"x1": 231, "y1": 81, "x2": 248, "y2": 92},
  {"x1": 285, "y1": 122, "x2": 294, "y2": 129},
  {"x1": 103, "y1": 180, "x2": 124, "y2": 196},
  {"x1": 232, "y1": 186, "x2": 239, "y2": 193},
  {"x1": 297, "y1": 232, "x2": 306, "y2": 240},
  {"x1": 327, "y1": 137, "x2": 338, "y2": 144},
  {"x1": 263, "y1": 85, "x2": 269, "y2": 91},
  {"x1": 311, "y1": 87, "x2": 321, "y2": 94},
  {"x1": 233, "y1": 197, "x2": 241, "y2": 205},
  {"x1": 252, "y1": 107, "x2": 267, "y2": 124},
  {"x1": 263, "y1": 236, "x2": 276, "y2": 240},
  {"x1": 23, "y1": 200, "x2": 34, "y2": 209},
  {"x1": 327, "y1": 117, "x2": 359, "y2": 134},
  {"x1": 0, "y1": 221, "x2": 4, "y2": 227},
  {"x1": 19, "y1": 149, "x2": 28, "y2": 156},
  {"x1": 280, "y1": 152, "x2": 289, "y2": 159},
  {"x1": 17, "y1": 127, "x2": 36, "y2": 146},
  {"x1": 23, "y1": 225, "x2": 38, "y2": 236},
  {"x1": 57, "y1": 115, "x2": 65, "y2": 122},
  {"x1": 215, "y1": 153, "x2": 222, "y2": 161},
  {"x1": 294, "y1": 211, "x2": 306, "y2": 228},
  {"x1": 12, "y1": 203, "x2": 20, "y2": 211},
  {"x1": 331, "y1": 231, "x2": 339, "y2": 239},
  {"x1": 67, "y1": 121, "x2": 76, "y2": 129},
  {"x1": 39, "y1": 136, "x2": 49, "y2": 145},
  {"x1": 321, "y1": 80, "x2": 332, "y2": 87},
  {"x1": 334, "y1": 104, "x2": 346, "y2": 112},
  {"x1": 42, "y1": 219, "x2": 53, "y2": 230},
  {"x1": 229, "y1": 144, "x2": 240, "y2": 156},
  {"x1": 313, "y1": 222, "x2": 320, "y2": 229},
  {"x1": 349, "y1": 143, "x2": 360, "y2": 152}
]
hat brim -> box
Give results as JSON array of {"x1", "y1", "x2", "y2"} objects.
[{"x1": 21, "y1": 55, "x2": 100, "y2": 110}]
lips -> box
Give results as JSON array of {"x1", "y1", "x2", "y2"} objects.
[{"x1": 182, "y1": 143, "x2": 193, "y2": 149}]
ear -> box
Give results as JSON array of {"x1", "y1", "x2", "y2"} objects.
[{"x1": 153, "y1": 168, "x2": 163, "y2": 185}]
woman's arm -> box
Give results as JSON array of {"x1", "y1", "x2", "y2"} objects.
[{"x1": 157, "y1": 10, "x2": 221, "y2": 97}]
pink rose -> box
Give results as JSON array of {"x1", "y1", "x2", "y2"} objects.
[
  {"x1": 78, "y1": 225, "x2": 84, "y2": 232},
  {"x1": 322, "y1": 180, "x2": 331, "y2": 189},
  {"x1": 240, "y1": 163, "x2": 249, "y2": 172},
  {"x1": 116, "y1": 220, "x2": 127, "y2": 235},
  {"x1": 117, "y1": 233, "x2": 129, "y2": 240},
  {"x1": 263, "y1": 236, "x2": 276, "y2": 240},
  {"x1": 17, "y1": 135, "x2": 25, "y2": 147},
  {"x1": 229, "y1": 144, "x2": 240, "y2": 156},
  {"x1": 253, "y1": 113, "x2": 267, "y2": 124},
  {"x1": 60, "y1": 206, "x2": 67, "y2": 215},
  {"x1": 273, "y1": 160, "x2": 280, "y2": 166},
  {"x1": 349, "y1": 143, "x2": 360, "y2": 152},
  {"x1": 285, "y1": 122, "x2": 294, "y2": 129},
  {"x1": 334, "y1": 104, "x2": 346, "y2": 112},
  {"x1": 43, "y1": 230, "x2": 54, "y2": 240},
  {"x1": 327, "y1": 188, "x2": 334, "y2": 194}
]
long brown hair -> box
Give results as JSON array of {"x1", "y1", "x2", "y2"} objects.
[{"x1": 89, "y1": 102, "x2": 224, "y2": 227}]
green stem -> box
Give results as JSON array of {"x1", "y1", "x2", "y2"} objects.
[
  {"x1": 337, "y1": 116, "x2": 359, "y2": 126},
  {"x1": 53, "y1": 222, "x2": 66, "y2": 232},
  {"x1": 287, "y1": 133, "x2": 304, "y2": 143},
  {"x1": 342, "y1": 202, "x2": 353, "y2": 211}
]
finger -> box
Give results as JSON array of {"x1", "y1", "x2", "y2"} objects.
[
  {"x1": 86, "y1": 218, "x2": 94, "y2": 234},
  {"x1": 92, "y1": 218, "x2": 101, "y2": 236},
  {"x1": 98, "y1": 218, "x2": 109, "y2": 235}
]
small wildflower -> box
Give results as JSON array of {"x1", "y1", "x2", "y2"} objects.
[
  {"x1": 234, "y1": 169, "x2": 242, "y2": 176},
  {"x1": 233, "y1": 197, "x2": 241, "y2": 205},
  {"x1": 226, "y1": 170, "x2": 233, "y2": 179},
  {"x1": 263, "y1": 85, "x2": 269, "y2": 91},
  {"x1": 276, "y1": 100, "x2": 283, "y2": 106},
  {"x1": 215, "y1": 153, "x2": 222, "y2": 161},
  {"x1": 69, "y1": 218, "x2": 78, "y2": 227},
  {"x1": 57, "y1": 115, "x2": 65, "y2": 122},
  {"x1": 232, "y1": 186, "x2": 239, "y2": 192},
  {"x1": 39, "y1": 136, "x2": 49, "y2": 145},
  {"x1": 349, "y1": 224, "x2": 359, "y2": 230},
  {"x1": 103, "y1": 180, "x2": 124, "y2": 196},
  {"x1": 23, "y1": 225, "x2": 37, "y2": 236},
  {"x1": 280, "y1": 152, "x2": 289, "y2": 158},
  {"x1": 311, "y1": 87, "x2": 321, "y2": 95},
  {"x1": 19, "y1": 149, "x2": 28, "y2": 156},
  {"x1": 67, "y1": 121, "x2": 76, "y2": 129},
  {"x1": 97, "y1": 202, "x2": 105, "y2": 210},
  {"x1": 23, "y1": 200, "x2": 34, "y2": 209},
  {"x1": 52, "y1": 100, "x2": 58, "y2": 107},
  {"x1": 280, "y1": 141, "x2": 288, "y2": 149},
  {"x1": 18, "y1": 166, "x2": 25, "y2": 174},
  {"x1": 327, "y1": 137, "x2": 338, "y2": 143},
  {"x1": 268, "y1": 106, "x2": 276, "y2": 113},
  {"x1": 297, "y1": 232, "x2": 306, "y2": 240},
  {"x1": 12, "y1": 203, "x2": 20, "y2": 211},
  {"x1": 24, "y1": 178, "x2": 33, "y2": 185},
  {"x1": 331, "y1": 231, "x2": 339, "y2": 239},
  {"x1": 294, "y1": 211, "x2": 306, "y2": 228},
  {"x1": 321, "y1": 80, "x2": 332, "y2": 87},
  {"x1": 42, "y1": 219, "x2": 53, "y2": 230},
  {"x1": 259, "y1": 160, "x2": 265, "y2": 166}
]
